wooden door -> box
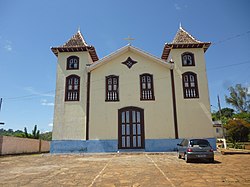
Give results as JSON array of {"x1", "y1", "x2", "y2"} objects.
[{"x1": 118, "y1": 107, "x2": 145, "y2": 149}]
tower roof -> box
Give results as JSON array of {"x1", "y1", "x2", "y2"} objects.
[
  {"x1": 161, "y1": 26, "x2": 211, "y2": 60},
  {"x1": 51, "y1": 31, "x2": 99, "y2": 62},
  {"x1": 62, "y1": 30, "x2": 88, "y2": 47},
  {"x1": 172, "y1": 26, "x2": 202, "y2": 44}
]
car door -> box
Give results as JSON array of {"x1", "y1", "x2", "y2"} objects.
[{"x1": 178, "y1": 139, "x2": 187, "y2": 157}]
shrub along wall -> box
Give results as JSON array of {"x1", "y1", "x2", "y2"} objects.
[{"x1": 0, "y1": 136, "x2": 50, "y2": 155}]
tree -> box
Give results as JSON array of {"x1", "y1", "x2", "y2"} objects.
[
  {"x1": 224, "y1": 119, "x2": 250, "y2": 142},
  {"x1": 32, "y1": 125, "x2": 40, "y2": 139},
  {"x1": 212, "y1": 107, "x2": 235, "y2": 121},
  {"x1": 233, "y1": 112, "x2": 250, "y2": 123},
  {"x1": 24, "y1": 127, "x2": 30, "y2": 138},
  {"x1": 24, "y1": 125, "x2": 40, "y2": 139},
  {"x1": 225, "y1": 84, "x2": 250, "y2": 113},
  {"x1": 39, "y1": 132, "x2": 52, "y2": 141}
]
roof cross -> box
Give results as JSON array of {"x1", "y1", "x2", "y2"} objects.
[{"x1": 124, "y1": 35, "x2": 135, "y2": 45}]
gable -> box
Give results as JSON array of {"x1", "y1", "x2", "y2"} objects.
[{"x1": 88, "y1": 45, "x2": 172, "y2": 72}]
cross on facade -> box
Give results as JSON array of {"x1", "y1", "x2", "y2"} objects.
[{"x1": 124, "y1": 35, "x2": 135, "y2": 45}]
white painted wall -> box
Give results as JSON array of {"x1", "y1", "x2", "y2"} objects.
[
  {"x1": 169, "y1": 48, "x2": 214, "y2": 138},
  {"x1": 89, "y1": 49, "x2": 175, "y2": 140},
  {"x1": 52, "y1": 46, "x2": 214, "y2": 141},
  {"x1": 52, "y1": 51, "x2": 92, "y2": 140}
]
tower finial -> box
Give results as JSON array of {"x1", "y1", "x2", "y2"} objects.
[
  {"x1": 179, "y1": 22, "x2": 182, "y2": 29},
  {"x1": 77, "y1": 26, "x2": 81, "y2": 32}
]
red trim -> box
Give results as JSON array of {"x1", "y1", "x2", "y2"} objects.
[
  {"x1": 161, "y1": 42, "x2": 211, "y2": 60},
  {"x1": 51, "y1": 46, "x2": 99, "y2": 62}
]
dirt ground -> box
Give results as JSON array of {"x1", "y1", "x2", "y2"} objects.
[{"x1": 0, "y1": 152, "x2": 250, "y2": 187}]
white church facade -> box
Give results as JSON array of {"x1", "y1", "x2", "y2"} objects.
[{"x1": 50, "y1": 26, "x2": 216, "y2": 153}]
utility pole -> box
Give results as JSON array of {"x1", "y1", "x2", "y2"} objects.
[
  {"x1": 0, "y1": 98, "x2": 2, "y2": 111},
  {"x1": 217, "y1": 95, "x2": 226, "y2": 148},
  {"x1": 0, "y1": 98, "x2": 5, "y2": 125}
]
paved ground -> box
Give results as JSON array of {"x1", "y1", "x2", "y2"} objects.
[{"x1": 0, "y1": 152, "x2": 250, "y2": 187}]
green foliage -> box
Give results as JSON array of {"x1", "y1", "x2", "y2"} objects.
[
  {"x1": 39, "y1": 131, "x2": 52, "y2": 141},
  {"x1": 233, "y1": 112, "x2": 250, "y2": 123},
  {"x1": 24, "y1": 125, "x2": 40, "y2": 139},
  {"x1": 0, "y1": 128, "x2": 25, "y2": 137},
  {"x1": 0, "y1": 127, "x2": 51, "y2": 141},
  {"x1": 227, "y1": 142, "x2": 245, "y2": 149},
  {"x1": 224, "y1": 119, "x2": 250, "y2": 143},
  {"x1": 24, "y1": 127, "x2": 30, "y2": 138},
  {"x1": 225, "y1": 84, "x2": 250, "y2": 113},
  {"x1": 213, "y1": 107, "x2": 235, "y2": 120},
  {"x1": 32, "y1": 125, "x2": 40, "y2": 139},
  {"x1": 211, "y1": 107, "x2": 234, "y2": 126}
]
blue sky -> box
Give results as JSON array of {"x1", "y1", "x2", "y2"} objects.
[{"x1": 0, "y1": 0, "x2": 249, "y2": 132}]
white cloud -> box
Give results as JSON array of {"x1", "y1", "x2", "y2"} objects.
[
  {"x1": 4, "y1": 45, "x2": 12, "y2": 51},
  {"x1": 174, "y1": 3, "x2": 188, "y2": 11},
  {"x1": 48, "y1": 123, "x2": 53, "y2": 127},
  {"x1": 174, "y1": 3, "x2": 181, "y2": 10},
  {"x1": 4, "y1": 40, "x2": 12, "y2": 51},
  {"x1": 41, "y1": 99, "x2": 54, "y2": 106}
]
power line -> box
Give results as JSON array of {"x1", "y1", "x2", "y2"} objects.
[
  {"x1": 4, "y1": 90, "x2": 55, "y2": 100},
  {"x1": 213, "y1": 30, "x2": 250, "y2": 46},
  {"x1": 207, "y1": 60, "x2": 250, "y2": 71}
]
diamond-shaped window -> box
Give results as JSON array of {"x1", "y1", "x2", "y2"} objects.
[{"x1": 122, "y1": 57, "x2": 137, "y2": 69}]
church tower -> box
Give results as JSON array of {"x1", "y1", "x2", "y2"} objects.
[
  {"x1": 161, "y1": 26, "x2": 214, "y2": 139},
  {"x1": 51, "y1": 31, "x2": 98, "y2": 141}
]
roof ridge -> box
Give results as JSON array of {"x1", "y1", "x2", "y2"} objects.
[
  {"x1": 77, "y1": 30, "x2": 88, "y2": 46},
  {"x1": 62, "y1": 31, "x2": 89, "y2": 47},
  {"x1": 179, "y1": 27, "x2": 202, "y2": 43},
  {"x1": 172, "y1": 26, "x2": 202, "y2": 44}
]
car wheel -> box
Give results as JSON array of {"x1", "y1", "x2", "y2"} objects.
[
  {"x1": 185, "y1": 154, "x2": 190, "y2": 163},
  {"x1": 177, "y1": 152, "x2": 182, "y2": 159}
]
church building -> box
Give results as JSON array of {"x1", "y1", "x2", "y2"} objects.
[{"x1": 50, "y1": 26, "x2": 215, "y2": 153}]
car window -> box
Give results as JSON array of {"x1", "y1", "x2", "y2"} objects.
[
  {"x1": 190, "y1": 139, "x2": 209, "y2": 147},
  {"x1": 179, "y1": 139, "x2": 185, "y2": 146},
  {"x1": 183, "y1": 139, "x2": 189, "y2": 146}
]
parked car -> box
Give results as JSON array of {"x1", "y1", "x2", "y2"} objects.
[{"x1": 177, "y1": 139, "x2": 214, "y2": 163}]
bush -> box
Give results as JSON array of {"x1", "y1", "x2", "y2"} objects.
[{"x1": 224, "y1": 119, "x2": 250, "y2": 142}]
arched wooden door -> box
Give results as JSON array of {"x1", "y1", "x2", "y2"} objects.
[{"x1": 118, "y1": 107, "x2": 145, "y2": 149}]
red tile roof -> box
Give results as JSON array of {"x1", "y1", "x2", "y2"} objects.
[
  {"x1": 51, "y1": 31, "x2": 99, "y2": 62},
  {"x1": 161, "y1": 27, "x2": 211, "y2": 60},
  {"x1": 62, "y1": 31, "x2": 88, "y2": 47},
  {"x1": 172, "y1": 27, "x2": 202, "y2": 44}
]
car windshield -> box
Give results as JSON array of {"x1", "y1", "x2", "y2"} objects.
[{"x1": 190, "y1": 139, "x2": 209, "y2": 147}]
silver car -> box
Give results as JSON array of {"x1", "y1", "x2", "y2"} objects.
[{"x1": 177, "y1": 139, "x2": 214, "y2": 163}]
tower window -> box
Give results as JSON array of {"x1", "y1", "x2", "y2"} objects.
[
  {"x1": 65, "y1": 75, "x2": 80, "y2": 101},
  {"x1": 140, "y1": 74, "x2": 155, "y2": 100},
  {"x1": 67, "y1": 56, "x2": 79, "y2": 70},
  {"x1": 106, "y1": 75, "x2": 119, "y2": 102},
  {"x1": 182, "y1": 72, "x2": 199, "y2": 99},
  {"x1": 182, "y1": 52, "x2": 195, "y2": 66}
]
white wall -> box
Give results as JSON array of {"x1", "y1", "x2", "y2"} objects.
[
  {"x1": 89, "y1": 49, "x2": 175, "y2": 140},
  {"x1": 169, "y1": 48, "x2": 214, "y2": 138},
  {"x1": 53, "y1": 51, "x2": 92, "y2": 140}
]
